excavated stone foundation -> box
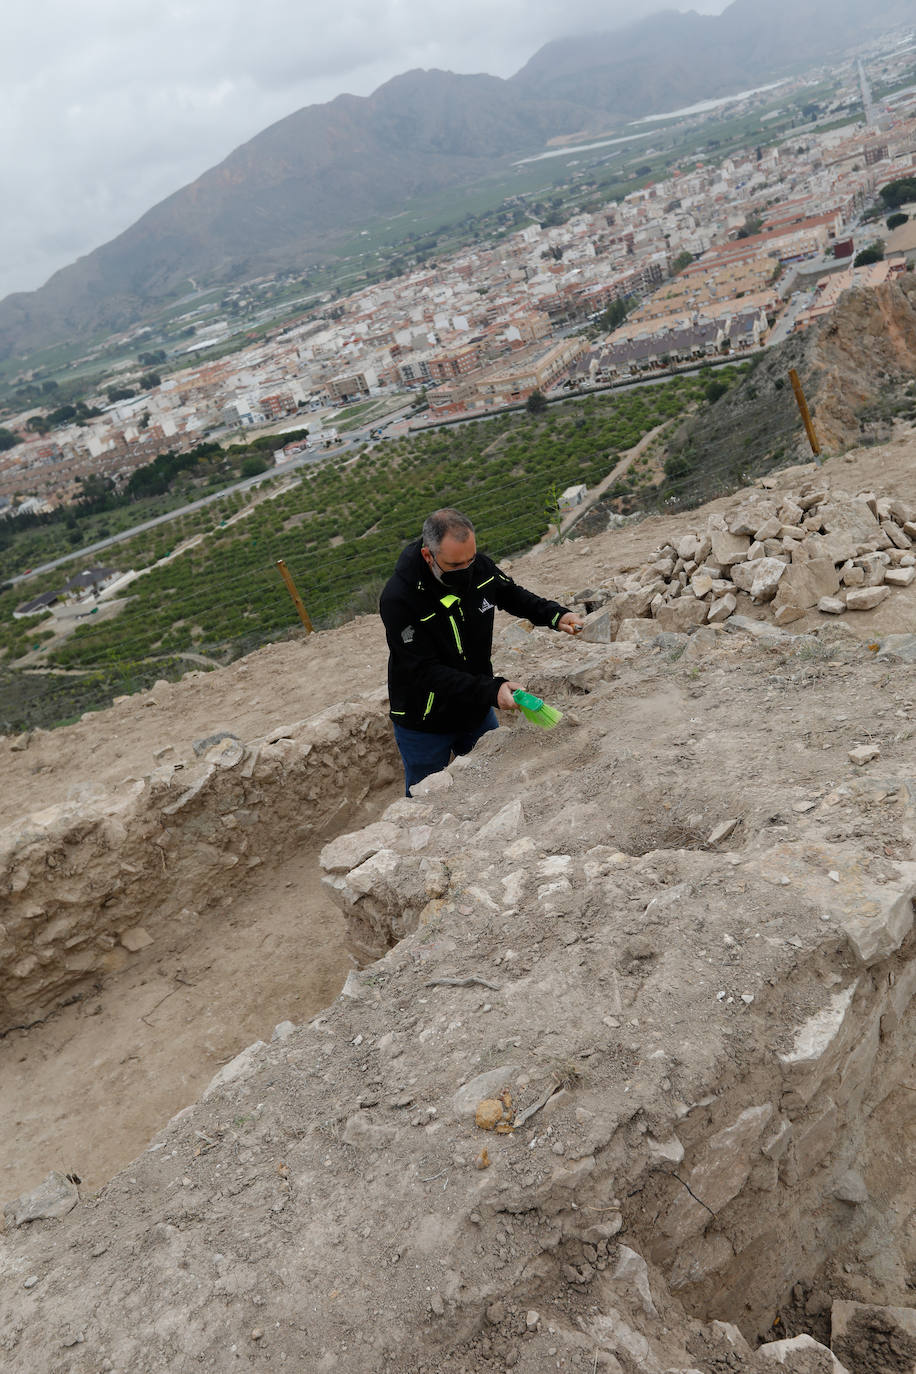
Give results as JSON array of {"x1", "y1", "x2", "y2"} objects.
[{"x1": 0, "y1": 690, "x2": 400, "y2": 1032}]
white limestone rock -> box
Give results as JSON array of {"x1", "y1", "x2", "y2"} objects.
[{"x1": 845, "y1": 585, "x2": 890, "y2": 611}]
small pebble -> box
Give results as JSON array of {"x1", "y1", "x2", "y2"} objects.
[
  {"x1": 251, "y1": 1328, "x2": 264, "y2": 1341},
  {"x1": 24, "y1": 1275, "x2": 39, "y2": 1289}
]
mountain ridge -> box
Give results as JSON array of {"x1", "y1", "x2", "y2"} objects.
[{"x1": 1, "y1": 0, "x2": 911, "y2": 363}]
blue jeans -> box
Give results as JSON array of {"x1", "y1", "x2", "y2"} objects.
[{"x1": 392, "y1": 709, "x2": 499, "y2": 795}]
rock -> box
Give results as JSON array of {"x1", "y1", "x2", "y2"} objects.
[
  {"x1": 119, "y1": 926, "x2": 154, "y2": 952},
  {"x1": 748, "y1": 557, "x2": 788, "y2": 601},
  {"x1": 830, "y1": 1299, "x2": 916, "y2": 1366},
  {"x1": 774, "y1": 604, "x2": 805, "y2": 626},
  {"x1": 881, "y1": 519, "x2": 911, "y2": 549},
  {"x1": 271, "y1": 1020, "x2": 297, "y2": 1042},
  {"x1": 203, "y1": 1041, "x2": 266, "y2": 1098},
  {"x1": 581, "y1": 607, "x2": 616, "y2": 643},
  {"x1": 848, "y1": 745, "x2": 880, "y2": 765},
  {"x1": 609, "y1": 1246, "x2": 658, "y2": 1317},
  {"x1": 707, "y1": 592, "x2": 736, "y2": 624},
  {"x1": 204, "y1": 738, "x2": 246, "y2": 769},
  {"x1": 841, "y1": 872, "x2": 916, "y2": 966},
  {"x1": 756, "y1": 1333, "x2": 850, "y2": 1371},
  {"x1": 654, "y1": 598, "x2": 707, "y2": 633},
  {"x1": 660, "y1": 1105, "x2": 772, "y2": 1243},
  {"x1": 411, "y1": 770, "x2": 453, "y2": 796},
  {"x1": 725, "y1": 614, "x2": 788, "y2": 640},
  {"x1": 452, "y1": 1067, "x2": 520, "y2": 1120},
  {"x1": 616, "y1": 617, "x2": 665, "y2": 643},
  {"x1": 10, "y1": 732, "x2": 31, "y2": 752},
  {"x1": 874, "y1": 634, "x2": 916, "y2": 662},
  {"x1": 845, "y1": 586, "x2": 890, "y2": 611},
  {"x1": 4, "y1": 1171, "x2": 79, "y2": 1226},
  {"x1": 320, "y1": 822, "x2": 402, "y2": 874},
  {"x1": 474, "y1": 1099, "x2": 505, "y2": 1131},
  {"x1": 647, "y1": 1134, "x2": 685, "y2": 1164},
  {"x1": 474, "y1": 799, "x2": 524, "y2": 842},
  {"x1": 818, "y1": 596, "x2": 846, "y2": 615},
  {"x1": 885, "y1": 566, "x2": 915, "y2": 586},
  {"x1": 710, "y1": 531, "x2": 750, "y2": 567},
  {"x1": 854, "y1": 552, "x2": 890, "y2": 586},
  {"x1": 754, "y1": 515, "x2": 783, "y2": 541},
  {"x1": 818, "y1": 497, "x2": 882, "y2": 546},
  {"x1": 832, "y1": 1169, "x2": 868, "y2": 1204},
  {"x1": 773, "y1": 558, "x2": 840, "y2": 612},
  {"x1": 707, "y1": 818, "x2": 739, "y2": 845},
  {"x1": 341, "y1": 1114, "x2": 396, "y2": 1149},
  {"x1": 499, "y1": 620, "x2": 534, "y2": 648},
  {"x1": 193, "y1": 730, "x2": 241, "y2": 758}
]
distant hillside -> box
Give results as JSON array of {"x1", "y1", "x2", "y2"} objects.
[
  {"x1": 659, "y1": 273, "x2": 916, "y2": 506},
  {"x1": 0, "y1": 0, "x2": 911, "y2": 363},
  {"x1": 513, "y1": 0, "x2": 914, "y2": 114}
]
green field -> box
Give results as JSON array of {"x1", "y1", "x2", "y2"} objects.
[{"x1": 0, "y1": 378, "x2": 706, "y2": 716}]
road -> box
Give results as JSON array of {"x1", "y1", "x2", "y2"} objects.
[{"x1": 9, "y1": 411, "x2": 412, "y2": 589}]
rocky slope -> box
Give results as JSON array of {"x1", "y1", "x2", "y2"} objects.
[
  {"x1": 660, "y1": 275, "x2": 916, "y2": 508},
  {"x1": 1, "y1": 437, "x2": 916, "y2": 1372}
]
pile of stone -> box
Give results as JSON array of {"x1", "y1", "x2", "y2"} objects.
[{"x1": 578, "y1": 481, "x2": 916, "y2": 641}]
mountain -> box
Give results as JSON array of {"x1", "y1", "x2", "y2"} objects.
[
  {"x1": 513, "y1": 0, "x2": 914, "y2": 114},
  {"x1": 0, "y1": 0, "x2": 912, "y2": 363}
]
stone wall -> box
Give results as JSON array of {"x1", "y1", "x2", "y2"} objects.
[{"x1": 0, "y1": 691, "x2": 399, "y2": 1032}]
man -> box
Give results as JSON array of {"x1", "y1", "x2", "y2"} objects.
[{"x1": 379, "y1": 508, "x2": 584, "y2": 793}]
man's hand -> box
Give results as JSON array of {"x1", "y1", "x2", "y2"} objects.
[
  {"x1": 558, "y1": 612, "x2": 585, "y2": 636},
  {"x1": 497, "y1": 681, "x2": 525, "y2": 710}
]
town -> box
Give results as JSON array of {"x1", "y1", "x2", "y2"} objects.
[{"x1": 2, "y1": 38, "x2": 915, "y2": 521}]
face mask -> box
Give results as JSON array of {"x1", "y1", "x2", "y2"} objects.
[
  {"x1": 440, "y1": 566, "x2": 474, "y2": 592},
  {"x1": 431, "y1": 556, "x2": 475, "y2": 592}
]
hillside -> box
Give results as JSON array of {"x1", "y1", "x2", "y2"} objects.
[
  {"x1": 513, "y1": 0, "x2": 915, "y2": 112},
  {"x1": 0, "y1": 0, "x2": 912, "y2": 361},
  {"x1": 655, "y1": 273, "x2": 916, "y2": 509},
  {"x1": 2, "y1": 427, "x2": 916, "y2": 1370}
]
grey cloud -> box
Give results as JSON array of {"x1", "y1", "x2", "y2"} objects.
[{"x1": 1, "y1": 0, "x2": 729, "y2": 300}]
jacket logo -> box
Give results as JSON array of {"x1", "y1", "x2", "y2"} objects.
[
  {"x1": 480, "y1": 598, "x2": 495, "y2": 613},
  {"x1": 401, "y1": 625, "x2": 415, "y2": 643}
]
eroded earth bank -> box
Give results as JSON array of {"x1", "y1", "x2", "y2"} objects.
[{"x1": 1, "y1": 442, "x2": 916, "y2": 1373}]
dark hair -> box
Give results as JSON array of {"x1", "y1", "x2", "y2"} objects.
[{"x1": 421, "y1": 508, "x2": 475, "y2": 555}]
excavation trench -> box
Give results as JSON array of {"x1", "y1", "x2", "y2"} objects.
[
  {"x1": 3, "y1": 691, "x2": 916, "y2": 1370},
  {"x1": 0, "y1": 697, "x2": 401, "y2": 1196}
]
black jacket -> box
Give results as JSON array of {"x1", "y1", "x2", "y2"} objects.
[{"x1": 379, "y1": 540, "x2": 570, "y2": 733}]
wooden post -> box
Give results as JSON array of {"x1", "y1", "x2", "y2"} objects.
[
  {"x1": 276, "y1": 559, "x2": 314, "y2": 633},
  {"x1": 788, "y1": 368, "x2": 821, "y2": 457}
]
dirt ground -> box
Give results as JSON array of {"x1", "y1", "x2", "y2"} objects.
[
  {"x1": 1, "y1": 427, "x2": 915, "y2": 1374},
  {"x1": 0, "y1": 792, "x2": 396, "y2": 1199}
]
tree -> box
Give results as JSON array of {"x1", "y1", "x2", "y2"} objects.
[
  {"x1": 670, "y1": 251, "x2": 693, "y2": 276},
  {"x1": 879, "y1": 177, "x2": 916, "y2": 210},
  {"x1": 0, "y1": 427, "x2": 20, "y2": 451},
  {"x1": 886, "y1": 212, "x2": 909, "y2": 230},
  {"x1": 854, "y1": 241, "x2": 885, "y2": 267},
  {"x1": 526, "y1": 390, "x2": 548, "y2": 414},
  {"x1": 240, "y1": 455, "x2": 268, "y2": 479}
]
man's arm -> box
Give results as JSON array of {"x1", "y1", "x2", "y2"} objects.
[{"x1": 486, "y1": 565, "x2": 582, "y2": 633}]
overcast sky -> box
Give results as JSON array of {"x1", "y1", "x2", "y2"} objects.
[{"x1": 1, "y1": 0, "x2": 730, "y2": 303}]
